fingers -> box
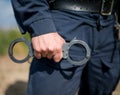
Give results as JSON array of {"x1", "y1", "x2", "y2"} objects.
[
  {"x1": 33, "y1": 45, "x2": 63, "y2": 62},
  {"x1": 31, "y1": 33, "x2": 65, "y2": 62},
  {"x1": 53, "y1": 50, "x2": 63, "y2": 62},
  {"x1": 34, "y1": 46, "x2": 48, "y2": 59},
  {"x1": 32, "y1": 36, "x2": 41, "y2": 59},
  {"x1": 34, "y1": 52, "x2": 41, "y2": 59},
  {"x1": 32, "y1": 36, "x2": 48, "y2": 59}
]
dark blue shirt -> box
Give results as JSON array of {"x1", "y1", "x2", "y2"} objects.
[{"x1": 11, "y1": 0, "x2": 117, "y2": 37}]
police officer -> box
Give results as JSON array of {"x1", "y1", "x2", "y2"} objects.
[{"x1": 11, "y1": 0, "x2": 120, "y2": 95}]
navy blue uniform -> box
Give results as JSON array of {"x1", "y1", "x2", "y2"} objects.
[{"x1": 11, "y1": 0, "x2": 120, "y2": 95}]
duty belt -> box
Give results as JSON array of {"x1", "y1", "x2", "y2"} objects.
[{"x1": 49, "y1": 0, "x2": 116, "y2": 15}]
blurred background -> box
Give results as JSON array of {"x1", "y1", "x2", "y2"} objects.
[
  {"x1": 0, "y1": 0, "x2": 30, "y2": 95},
  {"x1": 0, "y1": 0, "x2": 120, "y2": 95}
]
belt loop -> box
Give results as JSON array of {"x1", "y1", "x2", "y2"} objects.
[{"x1": 101, "y1": 0, "x2": 114, "y2": 16}]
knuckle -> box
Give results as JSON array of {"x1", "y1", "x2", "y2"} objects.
[
  {"x1": 34, "y1": 47, "x2": 41, "y2": 53},
  {"x1": 47, "y1": 55, "x2": 52, "y2": 59},
  {"x1": 56, "y1": 46, "x2": 61, "y2": 51},
  {"x1": 48, "y1": 47, "x2": 54, "y2": 52},
  {"x1": 40, "y1": 46, "x2": 47, "y2": 52},
  {"x1": 53, "y1": 54, "x2": 62, "y2": 62},
  {"x1": 34, "y1": 52, "x2": 41, "y2": 59}
]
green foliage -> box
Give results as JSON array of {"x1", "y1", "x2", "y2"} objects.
[{"x1": 0, "y1": 29, "x2": 30, "y2": 55}]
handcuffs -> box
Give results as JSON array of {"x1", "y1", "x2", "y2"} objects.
[{"x1": 8, "y1": 37, "x2": 91, "y2": 66}]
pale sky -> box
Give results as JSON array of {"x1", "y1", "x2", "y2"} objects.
[{"x1": 0, "y1": 0, "x2": 17, "y2": 29}]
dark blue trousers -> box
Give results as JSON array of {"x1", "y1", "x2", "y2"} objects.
[{"x1": 27, "y1": 10, "x2": 120, "y2": 95}]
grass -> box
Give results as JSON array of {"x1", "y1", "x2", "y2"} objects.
[{"x1": 0, "y1": 29, "x2": 30, "y2": 56}]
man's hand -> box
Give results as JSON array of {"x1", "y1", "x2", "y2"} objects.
[{"x1": 32, "y1": 32, "x2": 66, "y2": 62}]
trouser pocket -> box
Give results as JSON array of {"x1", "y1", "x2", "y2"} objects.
[{"x1": 100, "y1": 57, "x2": 120, "y2": 94}]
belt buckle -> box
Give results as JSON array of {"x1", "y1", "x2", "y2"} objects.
[{"x1": 101, "y1": 0, "x2": 114, "y2": 15}]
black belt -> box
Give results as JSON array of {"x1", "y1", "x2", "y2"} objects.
[{"x1": 49, "y1": 0, "x2": 116, "y2": 15}]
